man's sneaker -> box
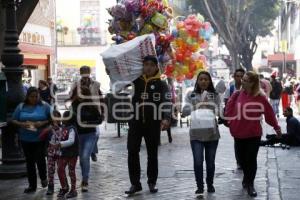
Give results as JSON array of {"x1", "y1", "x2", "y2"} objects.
[
  {"x1": 81, "y1": 181, "x2": 88, "y2": 192},
  {"x1": 57, "y1": 188, "x2": 68, "y2": 198},
  {"x1": 207, "y1": 184, "x2": 215, "y2": 193},
  {"x1": 91, "y1": 153, "x2": 97, "y2": 162},
  {"x1": 46, "y1": 184, "x2": 54, "y2": 195},
  {"x1": 66, "y1": 190, "x2": 78, "y2": 198},
  {"x1": 125, "y1": 185, "x2": 142, "y2": 195},
  {"x1": 41, "y1": 179, "x2": 48, "y2": 188},
  {"x1": 148, "y1": 183, "x2": 158, "y2": 193}
]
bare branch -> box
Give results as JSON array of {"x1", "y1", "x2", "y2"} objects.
[{"x1": 203, "y1": 0, "x2": 234, "y2": 49}]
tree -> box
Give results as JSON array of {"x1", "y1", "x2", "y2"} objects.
[{"x1": 187, "y1": 0, "x2": 280, "y2": 71}]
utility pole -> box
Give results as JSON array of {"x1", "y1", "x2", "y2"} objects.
[{"x1": 0, "y1": 0, "x2": 26, "y2": 179}]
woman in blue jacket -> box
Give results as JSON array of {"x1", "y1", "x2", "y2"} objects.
[{"x1": 12, "y1": 87, "x2": 51, "y2": 193}]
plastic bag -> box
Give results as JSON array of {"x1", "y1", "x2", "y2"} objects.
[
  {"x1": 101, "y1": 34, "x2": 156, "y2": 92},
  {"x1": 190, "y1": 109, "x2": 216, "y2": 130}
]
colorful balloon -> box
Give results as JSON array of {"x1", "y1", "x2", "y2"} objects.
[{"x1": 167, "y1": 14, "x2": 213, "y2": 81}]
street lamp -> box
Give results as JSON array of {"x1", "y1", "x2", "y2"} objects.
[{"x1": 0, "y1": 0, "x2": 26, "y2": 178}]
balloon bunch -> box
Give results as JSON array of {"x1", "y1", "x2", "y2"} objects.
[
  {"x1": 164, "y1": 15, "x2": 214, "y2": 82},
  {"x1": 107, "y1": 0, "x2": 173, "y2": 62}
]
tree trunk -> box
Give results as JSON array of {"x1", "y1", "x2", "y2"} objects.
[
  {"x1": 241, "y1": 50, "x2": 254, "y2": 71},
  {"x1": 229, "y1": 48, "x2": 240, "y2": 72}
]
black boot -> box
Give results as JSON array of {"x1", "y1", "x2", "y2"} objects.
[
  {"x1": 125, "y1": 185, "x2": 142, "y2": 195},
  {"x1": 46, "y1": 184, "x2": 54, "y2": 195},
  {"x1": 195, "y1": 187, "x2": 204, "y2": 195},
  {"x1": 148, "y1": 183, "x2": 158, "y2": 193},
  {"x1": 24, "y1": 187, "x2": 36, "y2": 193},
  {"x1": 207, "y1": 184, "x2": 215, "y2": 193},
  {"x1": 247, "y1": 185, "x2": 257, "y2": 197},
  {"x1": 168, "y1": 136, "x2": 172, "y2": 143}
]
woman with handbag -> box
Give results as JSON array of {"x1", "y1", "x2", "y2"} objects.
[
  {"x1": 225, "y1": 71, "x2": 281, "y2": 197},
  {"x1": 182, "y1": 71, "x2": 221, "y2": 196}
]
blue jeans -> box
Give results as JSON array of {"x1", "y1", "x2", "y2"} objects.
[
  {"x1": 92, "y1": 127, "x2": 100, "y2": 154},
  {"x1": 79, "y1": 132, "x2": 97, "y2": 182},
  {"x1": 92, "y1": 135, "x2": 99, "y2": 154},
  {"x1": 190, "y1": 140, "x2": 219, "y2": 188}
]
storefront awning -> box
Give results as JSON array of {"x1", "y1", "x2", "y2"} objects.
[
  {"x1": 58, "y1": 60, "x2": 96, "y2": 68},
  {"x1": 267, "y1": 53, "x2": 295, "y2": 62}
]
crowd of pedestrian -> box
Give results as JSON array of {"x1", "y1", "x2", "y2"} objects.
[{"x1": 12, "y1": 56, "x2": 300, "y2": 199}]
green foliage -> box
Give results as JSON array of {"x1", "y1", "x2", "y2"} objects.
[
  {"x1": 187, "y1": 0, "x2": 280, "y2": 70},
  {"x1": 188, "y1": 0, "x2": 280, "y2": 37},
  {"x1": 251, "y1": 0, "x2": 281, "y2": 36}
]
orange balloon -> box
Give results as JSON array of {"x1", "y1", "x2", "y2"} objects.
[
  {"x1": 189, "y1": 63, "x2": 197, "y2": 72},
  {"x1": 184, "y1": 57, "x2": 191, "y2": 66},
  {"x1": 176, "y1": 74, "x2": 185, "y2": 82},
  {"x1": 176, "y1": 38, "x2": 184, "y2": 48},
  {"x1": 176, "y1": 21, "x2": 185, "y2": 29},
  {"x1": 186, "y1": 72, "x2": 194, "y2": 80}
]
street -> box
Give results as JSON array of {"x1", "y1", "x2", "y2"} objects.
[{"x1": 0, "y1": 118, "x2": 300, "y2": 200}]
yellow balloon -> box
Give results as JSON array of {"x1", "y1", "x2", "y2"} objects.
[
  {"x1": 182, "y1": 65, "x2": 189, "y2": 74},
  {"x1": 195, "y1": 61, "x2": 204, "y2": 69},
  {"x1": 175, "y1": 62, "x2": 181, "y2": 68},
  {"x1": 172, "y1": 70, "x2": 178, "y2": 77},
  {"x1": 179, "y1": 28, "x2": 188, "y2": 39},
  {"x1": 151, "y1": 12, "x2": 168, "y2": 29},
  {"x1": 197, "y1": 14, "x2": 205, "y2": 23},
  {"x1": 141, "y1": 23, "x2": 154, "y2": 35},
  {"x1": 162, "y1": 0, "x2": 169, "y2": 6}
]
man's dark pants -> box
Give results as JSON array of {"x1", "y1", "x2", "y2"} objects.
[{"x1": 127, "y1": 120, "x2": 160, "y2": 186}]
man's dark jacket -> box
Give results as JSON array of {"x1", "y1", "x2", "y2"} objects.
[{"x1": 131, "y1": 73, "x2": 172, "y2": 123}]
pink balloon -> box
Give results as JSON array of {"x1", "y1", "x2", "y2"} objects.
[
  {"x1": 200, "y1": 41, "x2": 208, "y2": 49},
  {"x1": 204, "y1": 22, "x2": 211, "y2": 30}
]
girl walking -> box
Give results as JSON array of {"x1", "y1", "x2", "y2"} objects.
[
  {"x1": 55, "y1": 111, "x2": 79, "y2": 198},
  {"x1": 182, "y1": 71, "x2": 221, "y2": 196},
  {"x1": 39, "y1": 110, "x2": 63, "y2": 195}
]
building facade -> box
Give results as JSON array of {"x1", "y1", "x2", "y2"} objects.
[
  {"x1": 56, "y1": 0, "x2": 113, "y2": 92},
  {"x1": 272, "y1": 1, "x2": 300, "y2": 78},
  {"x1": 19, "y1": 0, "x2": 56, "y2": 87}
]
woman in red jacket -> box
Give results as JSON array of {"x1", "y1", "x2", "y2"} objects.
[{"x1": 225, "y1": 71, "x2": 281, "y2": 197}]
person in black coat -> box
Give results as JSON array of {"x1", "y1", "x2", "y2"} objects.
[
  {"x1": 261, "y1": 107, "x2": 300, "y2": 146},
  {"x1": 125, "y1": 55, "x2": 172, "y2": 195}
]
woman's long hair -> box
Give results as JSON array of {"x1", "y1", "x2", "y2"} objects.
[
  {"x1": 193, "y1": 71, "x2": 216, "y2": 94},
  {"x1": 245, "y1": 71, "x2": 261, "y2": 96},
  {"x1": 24, "y1": 87, "x2": 42, "y2": 105}
]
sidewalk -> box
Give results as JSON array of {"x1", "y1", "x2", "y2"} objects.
[{"x1": 0, "y1": 119, "x2": 299, "y2": 200}]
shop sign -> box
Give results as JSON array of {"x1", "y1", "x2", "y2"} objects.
[{"x1": 20, "y1": 23, "x2": 52, "y2": 46}]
